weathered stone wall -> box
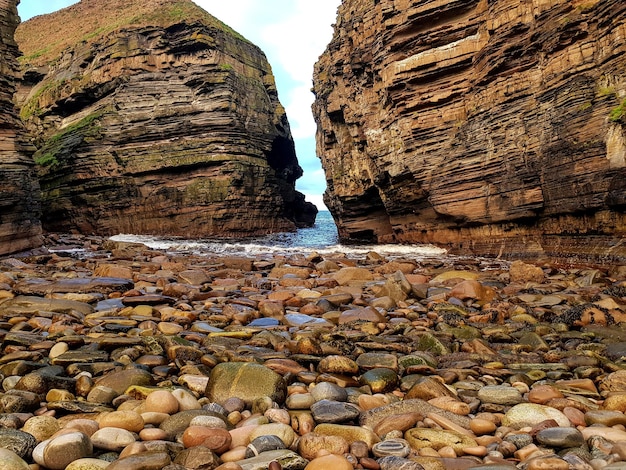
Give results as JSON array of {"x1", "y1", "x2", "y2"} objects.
[
  {"x1": 0, "y1": 0, "x2": 42, "y2": 254},
  {"x1": 16, "y1": 0, "x2": 316, "y2": 237},
  {"x1": 313, "y1": 0, "x2": 626, "y2": 262}
]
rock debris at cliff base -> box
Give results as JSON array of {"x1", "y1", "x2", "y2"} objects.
[{"x1": 0, "y1": 235, "x2": 623, "y2": 468}]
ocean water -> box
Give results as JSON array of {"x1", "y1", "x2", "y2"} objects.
[{"x1": 110, "y1": 210, "x2": 447, "y2": 259}]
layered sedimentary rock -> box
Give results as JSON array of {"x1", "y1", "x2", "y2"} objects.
[
  {"x1": 0, "y1": 0, "x2": 42, "y2": 255},
  {"x1": 16, "y1": 0, "x2": 316, "y2": 237},
  {"x1": 313, "y1": 0, "x2": 626, "y2": 262}
]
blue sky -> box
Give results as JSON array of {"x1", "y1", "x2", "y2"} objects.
[{"x1": 17, "y1": 0, "x2": 341, "y2": 210}]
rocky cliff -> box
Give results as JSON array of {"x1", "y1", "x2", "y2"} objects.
[
  {"x1": 313, "y1": 0, "x2": 626, "y2": 262},
  {"x1": 16, "y1": 0, "x2": 316, "y2": 237},
  {"x1": 0, "y1": 0, "x2": 42, "y2": 255}
]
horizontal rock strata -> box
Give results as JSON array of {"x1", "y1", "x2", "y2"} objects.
[
  {"x1": 16, "y1": 0, "x2": 316, "y2": 237},
  {"x1": 0, "y1": 0, "x2": 42, "y2": 255},
  {"x1": 313, "y1": 0, "x2": 626, "y2": 262}
]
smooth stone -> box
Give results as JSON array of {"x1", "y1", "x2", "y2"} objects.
[
  {"x1": 470, "y1": 418, "x2": 497, "y2": 436},
  {"x1": 0, "y1": 429, "x2": 37, "y2": 459},
  {"x1": 139, "y1": 428, "x2": 168, "y2": 441},
  {"x1": 477, "y1": 385, "x2": 523, "y2": 406},
  {"x1": 160, "y1": 410, "x2": 219, "y2": 440},
  {"x1": 304, "y1": 453, "x2": 352, "y2": 470},
  {"x1": 171, "y1": 388, "x2": 201, "y2": 411},
  {"x1": 245, "y1": 435, "x2": 286, "y2": 458},
  {"x1": 286, "y1": 393, "x2": 315, "y2": 410},
  {"x1": 535, "y1": 427, "x2": 585, "y2": 448},
  {"x1": 41, "y1": 432, "x2": 93, "y2": 470},
  {"x1": 173, "y1": 446, "x2": 221, "y2": 469},
  {"x1": 145, "y1": 390, "x2": 179, "y2": 414},
  {"x1": 356, "y1": 352, "x2": 399, "y2": 372},
  {"x1": 501, "y1": 404, "x2": 571, "y2": 429},
  {"x1": 248, "y1": 423, "x2": 296, "y2": 448},
  {"x1": 528, "y1": 385, "x2": 564, "y2": 404},
  {"x1": 526, "y1": 456, "x2": 569, "y2": 470},
  {"x1": 189, "y1": 415, "x2": 228, "y2": 429},
  {"x1": 107, "y1": 451, "x2": 172, "y2": 470},
  {"x1": 314, "y1": 424, "x2": 380, "y2": 447},
  {"x1": 338, "y1": 307, "x2": 386, "y2": 325},
  {"x1": 311, "y1": 399, "x2": 360, "y2": 424},
  {"x1": 98, "y1": 410, "x2": 144, "y2": 432},
  {"x1": 65, "y1": 458, "x2": 110, "y2": 470},
  {"x1": 0, "y1": 448, "x2": 30, "y2": 470},
  {"x1": 333, "y1": 267, "x2": 374, "y2": 285},
  {"x1": 86, "y1": 385, "x2": 118, "y2": 404},
  {"x1": 317, "y1": 355, "x2": 359, "y2": 375},
  {"x1": 405, "y1": 377, "x2": 456, "y2": 401},
  {"x1": 297, "y1": 432, "x2": 349, "y2": 461},
  {"x1": 360, "y1": 399, "x2": 470, "y2": 429},
  {"x1": 205, "y1": 363, "x2": 286, "y2": 406},
  {"x1": 94, "y1": 369, "x2": 154, "y2": 396},
  {"x1": 405, "y1": 428, "x2": 477, "y2": 453},
  {"x1": 581, "y1": 426, "x2": 626, "y2": 442},
  {"x1": 63, "y1": 419, "x2": 100, "y2": 437},
  {"x1": 373, "y1": 412, "x2": 421, "y2": 437},
  {"x1": 585, "y1": 410, "x2": 626, "y2": 427},
  {"x1": 359, "y1": 368, "x2": 399, "y2": 393},
  {"x1": 310, "y1": 382, "x2": 348, "y2": 402},
  {"x1": 182, "y1": 426, "x2": 231, "y2": 453},
  {"x1": 372, "y1": 438, "x2": 411, "y2": 458},
  {"x1": 237, "y1": 449, "x2": 308, "y2": 470},
  {"x1": 21, "y1": 415, "x2": 61, "y2": 443},
  {"x1": 90, "y1": 427, "x2": 137, "y2": 451}
]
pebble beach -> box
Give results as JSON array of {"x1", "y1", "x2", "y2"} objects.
[{"x1": 0, "y1": 234, "x2": 625, "y2": 470}]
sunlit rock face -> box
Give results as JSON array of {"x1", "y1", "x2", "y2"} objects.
[
  {"x1": 313, "y1": 0, "x2": 626, "y2": 262},
  {"x1": 16, "y1": 0, "x2": 316, "y2": 237},
  {"x1": 0, "y1": 0, "x2": 42, "y2": 255}
]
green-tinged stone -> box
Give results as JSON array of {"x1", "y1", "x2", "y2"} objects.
[
  {"x1": 359, "y1": 368, "x2": 399, "y2": 393},
  {"x1": 205, "y1": 362, "x2": 286, "y2": 406},
  {"x1": 416, "y1": 333, "x2": 449, "y2": 355}
]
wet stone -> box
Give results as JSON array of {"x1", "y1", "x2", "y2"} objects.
[
  {"x1": 535, "y1": 427, "x2": 585, "y2": 448},
  {"x1": 310, "y1": 382, "x2": 348, "y2": 403},
  {"x1": 310, "y1": 400, "x2": 361, "y2": 424}
]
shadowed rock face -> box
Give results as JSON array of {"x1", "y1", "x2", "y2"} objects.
[
  {"x1": 313, "y1": 0, "x2": 626, "y2": 262},
  {"x1": 0, "y1": 0, "x2": 42, "y2": 255},
  {"x1": 16, "y1": 0, "x2": 316, "y2": 237}
]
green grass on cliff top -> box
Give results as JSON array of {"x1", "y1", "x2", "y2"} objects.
[{"x1": 16, "y1": 0, "x2": 248, "y2": 67}]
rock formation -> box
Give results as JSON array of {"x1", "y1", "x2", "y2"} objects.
[
  {"x1": 16, "y1": 0, "x2": 316, "y2": 237},
  {"x1": 0, "y1": 0, "x2": 42, "y2": 255},
  {"x1": 313, "y1": 0, "x2": 626, "y2": 262}
]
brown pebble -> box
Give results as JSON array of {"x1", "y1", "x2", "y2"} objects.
[
  {"x1": 360, "y1": 457, "x2": 380, "y2": 470},
  {"x1": 470, "y1": 418, "x2": 497, "y2": 435},
  {"x1": 350, "y1": 440, "x2": 369, "y2": 459},
  {"x1": 183, "y1": 426, "x2": 232, "y2": 453}
]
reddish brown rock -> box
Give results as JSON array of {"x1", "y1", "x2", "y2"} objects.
[
  {"x1": 313, "y1": 0, "x2": 626, "y2": 262},
  {"x1": 16, "y1": 0, "x2": 316, "y2": 238},
  {"x1": 0, "y1": 0, "x2": 42, "y2": 255}
]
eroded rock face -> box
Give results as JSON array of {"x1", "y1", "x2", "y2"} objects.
[
  {"x1": 16, "y1": 0, "x2": 316, "y2": 237},
  {"x1": 313, "y1": 0, "x2": 626, "y2": 262},
  {"x1": 0, "y1": 0, "x2": 42, "y2": 255}
]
